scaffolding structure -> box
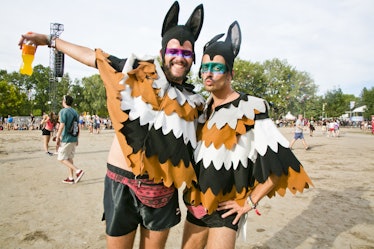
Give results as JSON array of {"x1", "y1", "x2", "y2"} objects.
[{"x1": 49, "y1": 23, "x2": 64, "y2": 112}]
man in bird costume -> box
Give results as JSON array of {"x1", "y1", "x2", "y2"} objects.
[
  {"x1": 19, "y1": 2, "x2": 205, "y2": 248},
  {"x1": 182, "y1": 21, "x2": 313, "y2": 249}
]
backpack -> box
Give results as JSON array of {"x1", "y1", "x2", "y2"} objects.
[{"x1": 67, "y1": 110, "x2": 79, "y2": 137}]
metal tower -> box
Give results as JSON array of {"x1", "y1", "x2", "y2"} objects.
[{"x1": 49, "y1": 23, "x2": 64, "y2": 112}]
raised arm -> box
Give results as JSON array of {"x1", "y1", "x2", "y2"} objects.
[{"x1": 18, "y1": 32, "x2": 96, "y2": 68}]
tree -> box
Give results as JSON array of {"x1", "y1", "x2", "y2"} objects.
[
  {"x1": 26, "y1": 64, "x2": 55, "y2": 114},
  {"x1": 231, "y1": 58, "x2": 318, "y2": 119},
  {"x1": 360, "y1": 87, "x2": 374, "y2": 120},
  {"x1": 232, "y1": 58, "x2": 267, "y2": 98},
  {"x1": 322, "y1": 88, "x2": 354, "y2": 118},
  {"x1": 0, "y1": 80, "x2": 27, "y2": 116},
  {"x1": 80, "y1": 74, "x2": 108, "y2": 116}
]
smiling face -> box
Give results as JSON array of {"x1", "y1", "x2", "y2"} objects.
[
  {"x1": 162, "y1": 39, "x2": 194, "y2": 84},
  {"x1": 200, "y1": 54, "x2": 231, "y2": 94}
]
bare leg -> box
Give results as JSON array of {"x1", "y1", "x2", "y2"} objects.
[
  {"x1": 182, "y1": 220, "x2": 208, "y2": 249},
  {"x1": 106, "y1": 230, "x2": 137, "y2": 249},
  {"x1": 289, "y1": 139, "x2": 296, "y2": 149},
  {"x1": 301, "y1": 139, "x2": 309, "y2": 149},
  {"x1": 60, "y1": 158, "x2": 79, "y2": 178},
  {"x1": 43, "y1": 135, "x2": 51, "y2": 152},
  {"x1": 139, "y1": 227, "x2": 170, "y2": 249},
  {"x1": 206, "y1": 227, "x2": 236, "y2": 249}
]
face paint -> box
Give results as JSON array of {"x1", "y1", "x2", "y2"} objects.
[
  {"x1": 200, "y1": 62, "x2": 227, "y2": 74},
  {"x1": 165, "y1": 48, "x2": 194, "y2": 59}
]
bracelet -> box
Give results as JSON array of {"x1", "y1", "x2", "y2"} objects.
[
  {"x1": 47, "y1": 35, "x2": 57, "y2": 48},
  {"x1": 247, "y1": 195, "x2": 257, "y2": 209},
  {"x1": 247, "y1": 195, "x2": 261, "y2": 216}
]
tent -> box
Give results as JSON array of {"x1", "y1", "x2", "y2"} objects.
[
  {"x1": 351, "y1": 105, "x2": 367, "y2": 122},
  {"x1": 285, "y1": 111, "x2": 296, "y2": 121},
  {"x1": 352, "y1": 105, "x2": 367, "y2": 113}
]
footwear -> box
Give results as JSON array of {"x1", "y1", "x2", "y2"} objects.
[
  {"x1": 305, "y1": 147, "x2": 309, "y2": 150},
  {"x1": 75, "y1": 170, "x2": 85, "y2": 183},
  {"x1": 62, "y1": 178, "x2": 74, "y2": 184},
  {"x1": 46, "y1": 152, "x2": 53, "y2": 156}
]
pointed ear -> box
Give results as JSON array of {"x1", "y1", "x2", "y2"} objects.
[
  {"x1": 185, "y1": 4, "x2": 204, "y2": 41},
  {"x1": 203, "y1": 33, "x2": 224, "y2": 52},
  {"x1": 226, "y1": 21, "x2": 241, "y2": 57},
  {"x1": 161, "y1": 1, "x2": 180, "y2": 37}
]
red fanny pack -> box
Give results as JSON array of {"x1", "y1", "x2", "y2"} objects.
[
  {"x1": 107, "y1": 170, "x2": 175, "y2": 208},
  {"x1": 187, "y1": 205, "x2": 208, "y2": 219}
]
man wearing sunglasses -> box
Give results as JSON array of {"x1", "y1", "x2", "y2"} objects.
[
  {"x1": 19, "y1": 2, "x2": 205, "y2": 248},
  {"x1": 182, "y1": 21, "x2": 313, "y2": 249}
]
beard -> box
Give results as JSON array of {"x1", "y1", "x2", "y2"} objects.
[{"x1": 163, "y1": 60, "x2": 191, "y2": 83}]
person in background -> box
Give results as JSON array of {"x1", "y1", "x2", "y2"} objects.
[
  {"x1": 308, "y1": 117, "x2": 315, "y2": 137},
  {"x1": 53, "y1": 115, "x2": 60, "y2": 155},
  {"x1": 94, "y1": 114, "x2": 101, "y2": 134},
  {"x1": 182, "y1": 21, "x2": 313, "y2": 249},
  {"x1": 78, "y1": 113, "x2": 85, "y2": 130},
  {"x1": 30, "y1": 113, "x2": 35, "y2": 130},
  {"x1": 289, "y1": 114, "x2": 309, "y2": 150},
  {"x1": 19, "y1": 2, "x2": 204, "y2": 248},
  {"x1": 7, "y1": 114, "x2": 13, "y2": 131},
  {"x1": 55, "y1": 95, "x2": 84, "y2": 184},
  {"x1": 40, "y1": 111, "x2": 57, "y2": 156}
]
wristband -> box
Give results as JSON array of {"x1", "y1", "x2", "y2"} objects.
[
  {"x1": 247, "y1": 195, "x2": 261, "y2": 216},
  {"x1": 248, "y1": 195, "x2": 257, "y2": 209},
  {"x1": 47, "y1": 35, "x2": 57, "y2": 48}
]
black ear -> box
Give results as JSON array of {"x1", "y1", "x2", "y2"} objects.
[
  {"x1": 203, "y1": 33, "x2": 224, "y2": 52},
  {"x1": 225, "y1": 21, "x2": 241, "y2": 57},
  {"x1": 185, "y1": 4, "x2": 204, "y2": 41},
  {"x1": 161, "y1": 1, "x2": 180, "y2": 37}
]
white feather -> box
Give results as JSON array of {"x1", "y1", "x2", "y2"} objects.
[
  {"x1": 254, "y1": 119, "x2": 290, "y2": 156},
  {"x1": 194, "y1": 130, "x2": 257, "y2": 170}
]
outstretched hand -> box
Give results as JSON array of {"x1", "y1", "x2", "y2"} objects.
[
  {"x1": 217, "y1": 200, "x2": 251, "y2": 225},
  {"x1": 18, "y1": 32, "x2": 49, "y2": 49}
]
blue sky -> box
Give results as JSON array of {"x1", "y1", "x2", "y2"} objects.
[{"x1": 1, "y1": 0, "x2": 373, "y2": 96}]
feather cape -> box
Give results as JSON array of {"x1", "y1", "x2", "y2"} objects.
[
  {"x1": 95, "y1": 50, "x2": 205, "y2": 188},
  {"x1": 185, "y1": 93, "x2": 313, "y2": 214}
]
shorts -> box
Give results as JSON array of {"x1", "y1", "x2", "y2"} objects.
[
  {"x1": 57, "y1": 142, "x2": 76, "y2": 160},
  {"x1": 186, "y1": 206, "x2": 238, "y2": 231},
  {"x1": 294, "y1": 132, "x2": 304, "y2": 140},
  {"x1": 42, "y1": 128, "x2": 51, "y2": 136},
  {"x1": 102, "y1": 164, "x2": 181, "y2": 236}
]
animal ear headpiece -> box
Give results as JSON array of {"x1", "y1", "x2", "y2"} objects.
[
  {"x1": 202, "y1": 21, "x2": 241, "y2": 74},
  {"x1": 161, "y1": 1, "x2": 204, "y2": 63}
]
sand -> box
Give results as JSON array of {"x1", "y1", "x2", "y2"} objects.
[{"x1": 0, "y1": 127, "x2": 373, "y2": 249}]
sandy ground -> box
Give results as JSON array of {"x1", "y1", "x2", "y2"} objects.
[{"x1": 0, "y1": 127, "x2": 373, "y2": 249}]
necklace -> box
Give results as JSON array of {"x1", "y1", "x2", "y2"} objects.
[{"x1": 209, "y1": 90, "x2": 236, "y2": 120}]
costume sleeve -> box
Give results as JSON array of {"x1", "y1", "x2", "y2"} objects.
[
  {"x1": 252, "y1": 116, "x2": 313, "y2": 197},
  {"x1": 95, "y1": 49, "x2": 132, "y2": 167}
]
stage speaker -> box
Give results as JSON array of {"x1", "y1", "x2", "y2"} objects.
[{"x1": 54, "y1": 51, "x2": 65, "y2": 77}]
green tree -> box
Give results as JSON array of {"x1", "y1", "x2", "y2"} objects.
[
  {"x1": 232, "y1": 58, "x2": 267, "y2": 98},
  {"x1": 360, "y1": 87, "x2": 374, "y2": 120},
  {"x1": 322, "y1": 88, "x2": 354, "y2": 118},
  {"x1": 80, "y1": 74, "x2": 108, "y2": 116},
  {"x1": 0, "y1": 80, "x2": 27, "y2": 116},
  {"x1": 27, "y1": 64, "x2": 55, "y2": 114},
  {"x1": 232, "y1": 58, "x2": 318, "y2": 119}
]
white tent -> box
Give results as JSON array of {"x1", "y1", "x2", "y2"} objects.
[
  {"x1": 352, "y1": 105, "x2": 367, "y2": 113},
  {"x1": 285, "y1": 111, "x2": 296, "y2": 120},
  {"x1": 350, "y1": 105, "x2": 367, "y2": 122}
]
